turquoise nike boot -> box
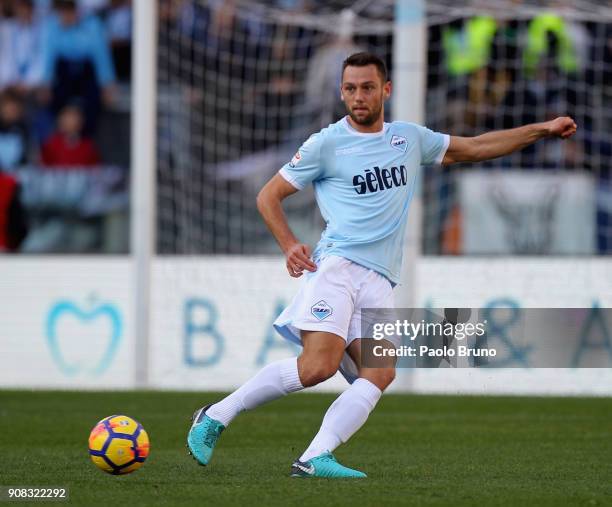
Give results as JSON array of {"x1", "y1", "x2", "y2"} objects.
[
  {"x1": 187, "y1": 404, "x2": 225, "y2": 466},
  {"x1": 290, "y1": 452, "x2": 366, "y2": 478}
]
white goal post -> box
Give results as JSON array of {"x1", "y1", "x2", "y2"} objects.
[{"x1": 130, "y1": 0, "x2": 158, "y2": 387}]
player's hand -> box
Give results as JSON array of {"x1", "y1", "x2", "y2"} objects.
[
  {"x1": 547, "y1": 116, "x2": 577, "y2": 139},
  {"x1": 285, "y1": 243, "x2": 317, "y2": 278}
]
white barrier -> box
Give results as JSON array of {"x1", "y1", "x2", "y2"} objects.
[
  {"x1": 1, "y1": 256, "x2": 611, "y2": 394},
  {"x1": 0, "y1": 258, "x2": 133, "y2": 389},
  {"x1": 459, "y1": 171, "x2": 595, "y2": 254},
  {"x1": 412, "y1": 258, "x2": 612, "y2": 395},
  {"x1": 150, "y1": 257, "x2": 305, "y2": 391}
]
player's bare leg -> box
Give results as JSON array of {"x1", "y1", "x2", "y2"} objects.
[
  {"x1": 297, "y1": 331, "x2": 345, "y2": 386},
  {"x1": 345, "y1": 337, "x2": 397, "y2": 392},
  {"x1": 187, "y1": 330, "x2": 344, "y2": 466},
  {"x1": 291, "y1": 337, "x2": 396, "y2": 478}
]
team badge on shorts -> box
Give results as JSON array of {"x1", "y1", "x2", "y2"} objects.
[{"x1": 311, "y1": 300, "x2": 333, "y2": 321}]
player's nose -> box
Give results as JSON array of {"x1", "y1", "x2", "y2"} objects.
[{"x1": 353, "y1": 90, "x2": 366, "y2": 102}]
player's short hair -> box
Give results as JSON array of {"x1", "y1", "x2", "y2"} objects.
[{"x1": 342, "y1": 52, "x2": 388, "y2": 83}]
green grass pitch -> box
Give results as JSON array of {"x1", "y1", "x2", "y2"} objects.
[{"x1": 1, "y1": 390, "x2": 611, "y2": 506}]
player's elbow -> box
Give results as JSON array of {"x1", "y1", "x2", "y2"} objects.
[
  {"x1": 445, "y1": 136, "x2": 482, "y2": 165},
  {"x1": 256, "y1": 188, "x2": 269, "y2": 215},
  {"x1": 258, "y1": 175, "x2": 293, "y2": 214},
  {"x1": 256, "y1": 185, "x2": 279, "y2": 217}
]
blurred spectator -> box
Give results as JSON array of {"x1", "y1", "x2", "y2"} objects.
[
  {"x1": 32, "y1": 0, "x2": 112, "y2": 17},
  {"x1": 0, "y1": 169, "x2": 28, "y2": 251},
  {"x1": 443, "y1": 15, "x2": 498, "y2": 78},
  {"x1": 33, "y1": 0, "x2": 51, "y2": 17},
  {"x1": 189, "y1": 0, "x2": 258, "y2": 162},
  {"x1": 523, "y1": 12, "x2": 579, "y2": 79},
  {"x1": 41, "y1": 103, "x2": 100, "y2": 166},
  {"x1": 78, "y1": 0, "x2": 108, "y2": 15},
  {"x1": 304, "y1": 9, "x2": 363, "y2": 129},
  {"x1": 41, "y1": 0, "x2": 116, "y2": 133},
  {"x1": 106, "y1": 0, "x2": 131, "y2": 83},
  {"x1": 0, "y1": 1, "x2": 11, "y2": 86},
  {"x1": 0, "y1": 0, "x2": 12, "y2": 16},
  {"x1": 0, "y1": 89, "x2": 29, "y2": 171},
  {"x1": 0, "y1": 0, "x2": 45, "y2": 93},
  {"x1": 441, "y1": 12, "x2": 525, "y2": 134}
]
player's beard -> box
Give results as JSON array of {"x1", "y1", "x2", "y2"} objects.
[{"x1": 347, "y1": 95, "x2": 383, "y2": 127}]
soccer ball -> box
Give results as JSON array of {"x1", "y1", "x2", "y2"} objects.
[{"x1": 88, "y1": 415, "x2": 150, "y2": 475}]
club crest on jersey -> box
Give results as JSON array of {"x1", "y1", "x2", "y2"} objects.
[
  {"x1": 311, "y1": 300, "x2": 332, "y2": 321},
  {"x1": 289, "y1": 151, "x2": 301, "y2": 168},
  {"x1": 390, "y1": 135, "x2": 407, "y2": 152}
]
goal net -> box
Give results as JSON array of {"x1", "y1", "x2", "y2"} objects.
[
  {"x1": 157, "y1": 0, "x2": 395, "y2": 254},
  {"x1": 156, "y1": 0, "x2": 612, "y2": 256},
  {"x1": 422, "y1": 0, "x2": 612, "y2": 255}
]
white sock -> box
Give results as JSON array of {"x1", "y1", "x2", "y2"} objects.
[
  {"x1": 206, "y1": 357, "x2": 303, "y2": 427},
  {"x1": 299, "y1": 378, "x2": 382, "y2": 463}
]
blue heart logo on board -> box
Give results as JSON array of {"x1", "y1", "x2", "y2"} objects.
[{"x1": 46, "y1": 299, "x2": 122, "y2": 376}]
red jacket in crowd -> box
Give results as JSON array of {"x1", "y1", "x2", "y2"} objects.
[
  {"x1": 41, "y1": 134, "x2": 101, "y2": 167},
  {"x1": 0, "y1": 171, "x2": 27, "y2": 251}
]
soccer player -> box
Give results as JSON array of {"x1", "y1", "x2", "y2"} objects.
[{"x1": 187, "y1": 52, "x2": 577, "y2": 478}]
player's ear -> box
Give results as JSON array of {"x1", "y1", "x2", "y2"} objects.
[{"x1": 383, "y1": 80, "x2": 391, "y2": 100}]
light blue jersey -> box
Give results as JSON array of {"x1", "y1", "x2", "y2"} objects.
[{"x1": 279, "y1": 116, "x2": 449, "y2": 284}]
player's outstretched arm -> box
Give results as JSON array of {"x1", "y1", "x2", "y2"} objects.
[
  {"x1": 257, "y1": 174, "x2": 317, "y2": 278},
  {"x1": 442, "y1": 116, "x2": 578, "y2": 166}
]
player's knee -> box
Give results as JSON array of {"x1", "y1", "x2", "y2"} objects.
[
  {"x1": 364, "y1": 368, "x2": 396, "y2": 391},
  {"x1": 297, "y1": 358, "x2": 339, "y2": 387},
  {"x1": 377, "y1": 368, "x2": 396, "y2": 391}
]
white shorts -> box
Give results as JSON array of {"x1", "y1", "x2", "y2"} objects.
[{"x1": 273, "y1": 255, "x2": 394, "y2": 384}]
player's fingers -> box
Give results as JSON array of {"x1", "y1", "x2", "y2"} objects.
[
  {"x1": 294, "y1": 254, "x2": 316, "y2": 272},
  {"x1": 562, "y1": 127, "x2": 576, "y2": 138},
  {"x1": 293, "y1": 264, "x2": 308, "y2": 274},
  {"x1": 292, "y1": 257, "x2": 314, "y2": 272},
  {"x1": 297, "y1": 246, "x2": 317, "y2": 271},
  {"x1": 285, "y1": 245, "x2": 315, "y2": 271},
  {"x1": 286, "y1": 262, "x2": 303, "y2": 278}
]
